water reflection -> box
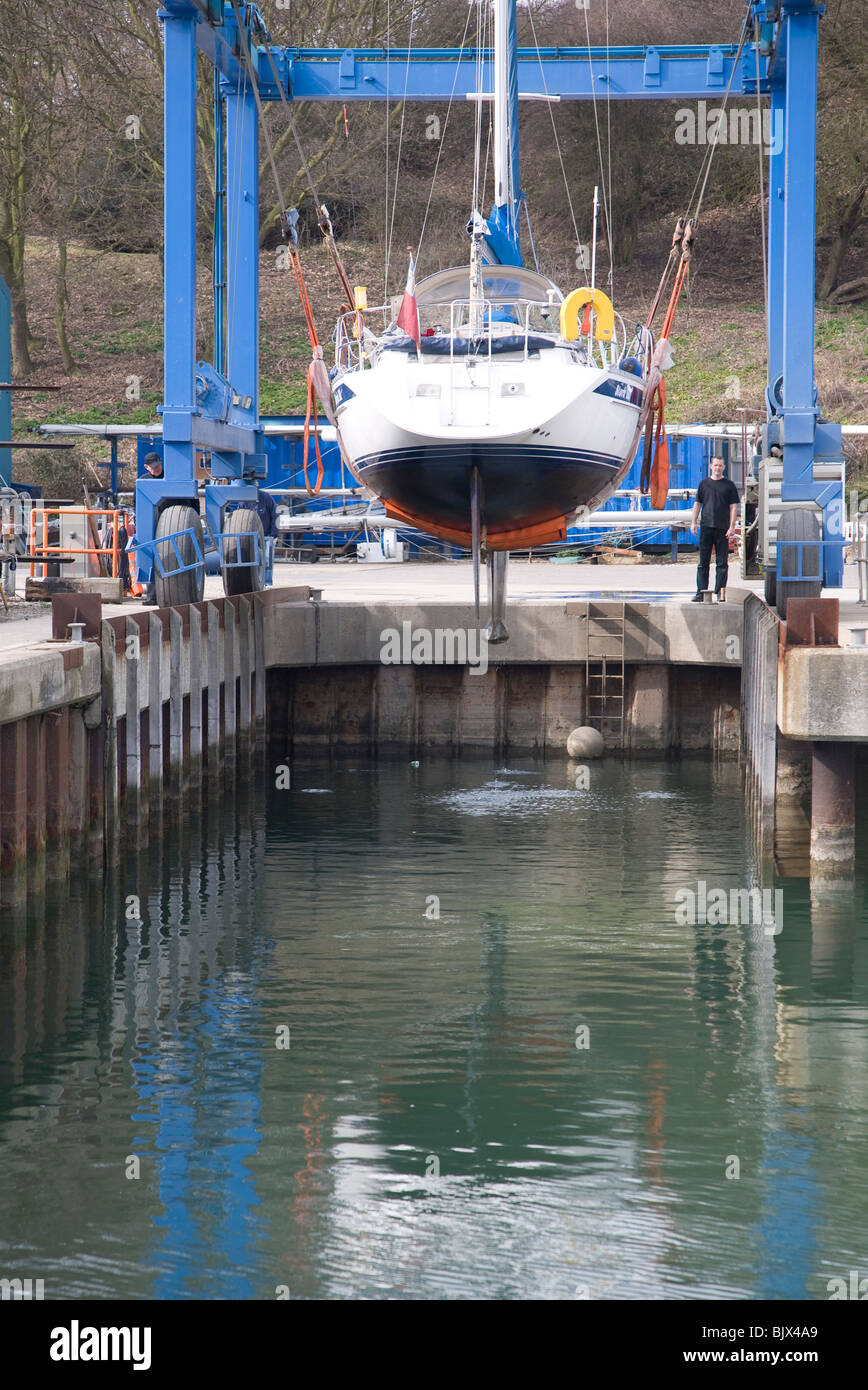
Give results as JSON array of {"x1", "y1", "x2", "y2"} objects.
[{"x1": 0, "y1": 758, "x2": 866, "y2": 1300}]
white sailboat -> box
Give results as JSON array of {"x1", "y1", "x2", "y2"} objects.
[{"x1": 330, "y1": 0, "x2": 650, "y2": 639}]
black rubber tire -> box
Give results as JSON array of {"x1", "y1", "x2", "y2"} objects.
[
  {"x1": 763, "y1": 566, "x2": 777, "y2": 608},
  {"x1": 154, "y1": 504, "x2": 205, "y2": 608},
  {"x1": 222, "y1": 507, "x2": 265, "y2": 595},
  {"x1": 775, "y1": 507, "x2": 822, "y2": 621}
]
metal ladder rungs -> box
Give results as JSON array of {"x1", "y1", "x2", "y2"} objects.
[{"x1": 585, "y1": 601, "x2": 627, "y2": 745}]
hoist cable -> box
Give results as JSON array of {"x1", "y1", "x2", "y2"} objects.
[
  {"x1": 646, "y1": 15, "x2": 752, "y2": 335},
  {"x1": 605, "y1": 0, "x2": 613, "y2": 292},
  {"x1": 579, "y1": 0, "x2": 615, "y2": 287},
  {"x1": 385, "y1": 5, "x2": 417, "y2": 299},
  {"x1": 416, "y1": 0, "x2": 474, "y2": 270},
  {"x1": 229, "y1": 1, "x2": 290, "y2": 221},
  {"x1": 237, "y1": 6, "x2": 354, "y2": 309},
  {"x1": 525, "y1": 0, "x2": 580, "y2": 253},
  {"x1": 384, "y1": 0, "x2": 390, "y2": 293},
  {"x1": 225, "y1": 59, "x2": 249, "y2": 380},
  {"x1": 754, "y1": 17, "x2": 769, "y2": 350},
  {"x1": 683, "y1": 19, "x2": 750, "y2": 226}
]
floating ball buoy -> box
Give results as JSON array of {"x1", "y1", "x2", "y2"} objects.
[{"x1": 566, "y1": 726, "x2": 604, "y2": 759}]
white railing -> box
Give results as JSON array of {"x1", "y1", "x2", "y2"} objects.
[
  {"x1": 334, "y1": 302, "x2": 392, "y2": 372},
  {"x1": 333, "y1": 295, "x2": 637, "y2": 378}
]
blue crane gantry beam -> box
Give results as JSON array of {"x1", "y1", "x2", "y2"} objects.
[
  {"x1": 263, "y1": 45, "x2": 765, "y2": 104},
  {"x1": 142, "y1": 0, "x2": 842, "y2": 592}
]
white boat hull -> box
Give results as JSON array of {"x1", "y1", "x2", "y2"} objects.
[{"x1": 333, "y1": 345, "x2": 644, "y2": 542}]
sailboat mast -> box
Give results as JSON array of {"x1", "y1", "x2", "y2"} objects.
[
  {"x1": 494, "y1": 0, "x2": 509, "y2": 213},
  {"x1": 470, "y1": 0, "x2": 515, "y2": 332}
]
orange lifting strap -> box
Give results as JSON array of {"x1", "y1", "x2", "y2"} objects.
[
  {"x1": 286, "y1": 242, "x2": 326, "y2": 497},
  {"x1": 280, "y1": 204, "x2": 356, "y2": 499},
  {"x1": 641, "y1": 221, "x2": 694, "y2": 509}
]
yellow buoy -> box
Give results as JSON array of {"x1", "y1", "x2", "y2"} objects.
[
  {"x1": 560, "y1": 287, "x2": 615, "y2": 343},
  {"x1": 353, "y1": 286, "x2": 367, "y2": 340}
]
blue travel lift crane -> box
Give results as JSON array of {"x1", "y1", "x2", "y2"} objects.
[{"x1": 140, "y1": 0, "x2": 842, "y2": 617}]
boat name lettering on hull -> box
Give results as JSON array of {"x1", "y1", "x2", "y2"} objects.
[{"x1": 593, "y1": 378, "x2": 644, "y2": 407}]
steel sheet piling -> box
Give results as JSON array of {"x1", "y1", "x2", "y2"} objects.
[
  {"x1": 207, "y1": 602, "x2": 222, "y2": 774},
  {"x1": 239, "y1": 596, "x2": 252, "y2": 739},
  {"x1": 253, "y1": 593, "x2": 266, "y2": 740},
  {"x1": 189, "y1": 605, "x2": 203, "y2": 773},
  {"x1": 224, "y1": 599, "x2": 237, "y2": 758},
  {"x1": 169, "y1": 609, "x2": 184, "y2": 797},
  {"x1": 101, "y1": 623, "x2": 121, "y2": 864},
  {"x1": 148, "y1": 613, "x2": 164, "y2": 803},
  {"x1": 124, "y1": 616, "x2": 145, "y2": 847}
]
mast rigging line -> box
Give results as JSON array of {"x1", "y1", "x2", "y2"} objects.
[
  {"x1": 416, "y1": 0, "x2": 475, "y2": 272},
  {"x1": 481, "y1": 115, "x2": 493, "y2": 214},
  {"x1": 226, "y1": 0, "x2": 355, "y2": 313},
  {"x1": 605, "y1": 0, "x2": 613, "y2": 292},
  {"x1": 682, "y1": 15, "x2": 751, "y2": 230},
  {"x1": 646, "y1": 12, "x2": 753, "y2": 337},
  {"x1": 578, "y1": 0, "x2": 615, "y2": 291},
  {"x1": 225, "y1": 57, "x2": 249, "y2": 386},
  {"x1": 385, "y1": 0, "x2": 390, "y2": 296},
  {"x1": 228, "y1": 2, "x2": 292, "y2": 232},
  {"x1": 754, "y1": 14, "x2": 769, "y2": 354},
  {"x1": 384, "y1": 4, "x2": 417, "y2": 301},
  {"x1": 525, "y1": 0, "x2": 580, "y2": 256},
  {"x1": 640, "y1": 10, "x2": 754, "y2": 512},
  {"x1": 226, "y1": 0, "x2": 352, "y2": 497},
  {"x1": 472, "y1": 0, "x2": 487, "y2": 222}
]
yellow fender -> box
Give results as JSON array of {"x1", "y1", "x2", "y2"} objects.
[{"x1": 560, "y1": 287, "x2": 615, "y2": 343}]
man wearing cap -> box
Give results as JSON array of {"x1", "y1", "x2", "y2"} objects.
[{"x1": 141, "y1": 452, "x2": 163, "y2": 604}]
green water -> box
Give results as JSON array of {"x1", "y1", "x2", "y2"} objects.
[{"x1": 1, "y1": 757, "x2": 867, "y2": 1300}]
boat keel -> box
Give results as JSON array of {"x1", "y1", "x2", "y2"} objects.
[{"x1": 485, "y1": 550, "x2": 509, "y2": 644}]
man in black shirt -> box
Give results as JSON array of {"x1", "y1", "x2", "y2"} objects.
[
  {"x1": 254, "y1": 488, "x2": 278, "y2": 539},
  {"x1": 689, "y1": 455, "x2": 740, "y2": 602}
]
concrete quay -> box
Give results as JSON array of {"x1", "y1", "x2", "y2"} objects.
[{"x1": 0, "y1": 559, "x2": 864, "y2": 900}]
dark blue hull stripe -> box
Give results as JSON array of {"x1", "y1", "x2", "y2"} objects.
[
  {"x1": 355, "y1": 444, "x2": 624, "y2": 471},
  {"x1": 352, "y1": 443, "x2": 629, "y2": 532}
]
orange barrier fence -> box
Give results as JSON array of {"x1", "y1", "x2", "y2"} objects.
[{"x1": 29, "y1": 508, "x2": 130, "y2": 579}]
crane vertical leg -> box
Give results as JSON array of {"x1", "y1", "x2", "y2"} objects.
[
  {"x1": 765, "y1": 85, "x2": 785, "y2": 413},
  {"x1": 763, "y1": 3, "x2": 843, "y2": 592},
  {"x1": 214, "y1": 70, "x2": 226, "y2": 378},
  {"x1": 161, "y1": 12, "x2": 197, "y2": 481},
  {"x1": 136, "y1": 10, "x2": 199, "y2": 591},
  {"x1": 780, "y1": 4, "x2": 819, "y2": 504},
  {"x1": 208, "y1": 83, "x2": 264, "y2": 576},
  {"x1": 224, "y1": 86, "x2": 260, "y2": 429}
]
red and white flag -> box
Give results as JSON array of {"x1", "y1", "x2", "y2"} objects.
[{"x1": 396, "y1": 247, "x2": 421, "y2": 347}]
